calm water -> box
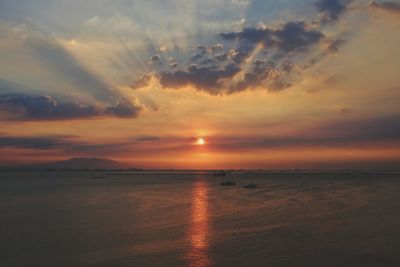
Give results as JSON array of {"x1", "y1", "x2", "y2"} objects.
[{"x1": 1, "y1": 171, "x2": 400, "y2": 267}]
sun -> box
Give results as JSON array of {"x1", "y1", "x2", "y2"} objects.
[{"x1": 196, "y1": 138, "x2": 206, "y2": 145}]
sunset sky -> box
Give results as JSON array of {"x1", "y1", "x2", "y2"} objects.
[{"x1": 0, "y1": 0, "x2": 399, "y2": 169}]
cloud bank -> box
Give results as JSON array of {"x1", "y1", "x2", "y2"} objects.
[
  {"x1": 315, "y1": 0, "x2": 351, "y2": 23},
  {"x1": 130, "y1": 0, "x2": 352, "y2": 95},
  {"x1": 0, "y1": 94, "x2": 142, "y2": 121}
]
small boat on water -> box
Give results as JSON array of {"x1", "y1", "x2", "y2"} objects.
[
  {"x1": 220, "y1": 180, "x2": 236, "y2": 186},
  {"x1": 243, "y1": 183, "x2": 257, "y2": 188}
]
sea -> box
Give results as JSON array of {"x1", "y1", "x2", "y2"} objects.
[{"x1": 1, "y1": 171, "x2": 400, "y2": 267}]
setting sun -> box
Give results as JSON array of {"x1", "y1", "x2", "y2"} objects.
[{"x1": 196, "y1": 138, "x2": 206, "y2": 145}]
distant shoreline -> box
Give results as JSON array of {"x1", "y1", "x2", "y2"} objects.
[{"x1": 1, "y1": 168, "x2": 400, "y2": 175}]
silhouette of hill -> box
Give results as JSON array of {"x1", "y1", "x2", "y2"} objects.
[{"x1": 29, "y1": 157, "x2": 131, "y2": 170}]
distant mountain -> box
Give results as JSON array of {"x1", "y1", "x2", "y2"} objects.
[{"x1": 29, "y1": 157, "x2": 132, "y2": 170}]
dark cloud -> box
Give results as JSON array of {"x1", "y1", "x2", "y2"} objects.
[
  {"x1": 149, "y1": 54, "x2": 163, "y2": 65},
  {"x1": 2, "y1": 115, "x2": 398, "y2": 162},
  {"x1": 130, "y1": 74, "x2": 152, "y2": 89},
  {"x1": 0, "y1": 136, "x2": 72, "y2": 150},
  {"x1": 0, "y1": 135, "x2": 130, "y2": 155},
  {"x1": 196, "y1": 45, "x2": 208, "y2": 53},
  {"x1": 190, "y1": 45, "x2": 209, "y2": 62},
  {"x1": 105, "y1": 98, "x2": 142, "y2": 118},
  {"x1": 167, "y1": 57, "x2": 179, "y2": 69},
  {"x1": 370, "y1": 1, "x2": 400, "y2": 14},
  {"x1": 324, "y1": 115, "x2": 400, "y2": 141},
  {"x1": 229, "y1": 60, "x2": 293, "y2": 93},
  {"x1": 0, "y1": 133, "x2": 190, "y2": 156},
  {"x1": 150, "y1": 55, "x2": 161, "y2": 62},
  {"x1": 169, "y1": 62, "x2": 179, "y2": 68},
  {"x1": 253, "y1": 60, "x2": 272, "y2": 72},
  {"x1": 190, "y1": 53, "x2": 204, "y2": 62},
  {"x1": 274, "y1": 22, "x2": 325, "y2": 52},
  {"x1": 210, "y1": 43, "x2": 224, "y2": 53},
  {"x1": 268, "y1": 80, "x2": 293, "y2": 91},
  {"x1": 158, "y1": 63, "x2": 241, "y2": 94},
  {"x1": 326, "y1": 39, "x2": 345, "y2": 53},
  {"x1": 220, "y1": 22, "x2": 324, "y2": 52},
  {"x1": 189, "y1": 44, "x2": 224, "y2": 63},
  {"x1": 228, "y1": 45, "x2": 254, "y2": 64},
  {"x1": 220, "y1": 27, "x2": 268, "y2": 43},
  {"x1": 230, "y1": 72, "x2": 260, "y2": 93},
  {"x1": 134, "y1": 41, "x2": 304, "y2": 95},
  {"x1": 204, "y1": 115, "x2": 400, "y2": 152},
  {"x1": 214, "y1": 53, "x2": 228, "y2": 61},
  {"x1": 229, "y1": 60, "x2": 273, "y2": 93},
  {"x1": 315, "y1": 0, "x2": 351, "y2": 23},
  {"x1": 281, "y1": 60, "x2": 294, "y2": 74},
  {"x1": 135, "y1": 135, "x2": 160, "y2": 142},
  {"x1": 0, "y1": 94, "x2": 142, "y2": 121},
  {"x1": 200, "y1": 58, "x2": 217, "y2": 66},
  {"x1": 130, "y1": 3, "x2": 348, "y2": 95}
]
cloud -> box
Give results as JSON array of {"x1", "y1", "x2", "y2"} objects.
[
  {"x1": 199, "y1": 115, "x2": 400, "y2": 152},
  {"x1": 190, "y1": 45, "x2": 208, "y2": 62},
  {"x1": 220, "y1": 22, "x2": 325, "y2": 52},
  {"x1": 158, "y1": 63, "x2": 241, "y2": 94},
  {"x1": 105, "y1": 97, "x2": 142, "y2": 118},
  {"x1": 0, "y1": 136, "x2": 71, "y2": 150},
  {"x1": 0, "y1": 94, "x2": 142, "y2": 121},
  {"x1": 135, "y1": 135, "x2": 160, "y2": 142},
  {"x1": 228, "y1": 60, "x2": 289, "y2": 93},
  {"x1": 315, "y1": 0, "x2": 351, "y2": 23},
  {"x1": 2, "y1": 115, "x2": 399, "y2": 160},
  {"x1": 0, "y1": 135, "x2": 130, "y2": 155},
  {"x1": 132, "y1": 22, "x2": 326, "y2": 95},
  {"x1": 214, "y1": 53, "x2": 228, "y2": 61},
  {"x1": 132, "y1": 22, "x2": 329, "y2": 95},
  {"x1": 227, "y1": 45, "x2": 253, "y2": 64},
  {"x1": 1, "y1": 0, "x2": 352, "y2": 101},
  {"x1": 167, "y1": 57, "x2": 179, "y2": 68},
  {"x1": 326, "y1": 38, "x2": 345, "y2": 53},
  {"x1": 210, "y1": 43, "x2": 224, "y2": 53},
  {"x1": 0, "y1": 133, "x2": 171, "y2": 156},
  {"x1": 369, "y1": 1, "x2": 400, "y2": 14},
  {"x1": 130, "y1": 74, "x2": 153, "y2": 90},
  {"x1": 149, "y1": 54, "x2": 163, "y2": 65},
  {"x1": 128, "y1": 1, "x2": 350, "y2": 95}
]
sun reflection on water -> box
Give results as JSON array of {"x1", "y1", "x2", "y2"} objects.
[{"x1": 186, "y1": 179, "x2": 212, "y2": 267}]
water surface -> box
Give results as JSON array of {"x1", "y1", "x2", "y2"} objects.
[{"x1": 1, "y1": 171, "x2": 400, "y2": 266}]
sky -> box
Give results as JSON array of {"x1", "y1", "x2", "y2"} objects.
[{"x1": 0, "y1": 0, "x2": 399, "y2": 169}]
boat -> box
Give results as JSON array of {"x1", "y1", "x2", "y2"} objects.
[
  {"x1": 243, "y1": 183, "x2": 257, "y2": 188},
  {"x1": 220, "y1": 180, "x2": 236, "y2": 186}
]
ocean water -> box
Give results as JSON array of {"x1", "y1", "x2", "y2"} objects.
[{"x1": 1, "y1": 171, "x2": 400, "y2": 267}]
